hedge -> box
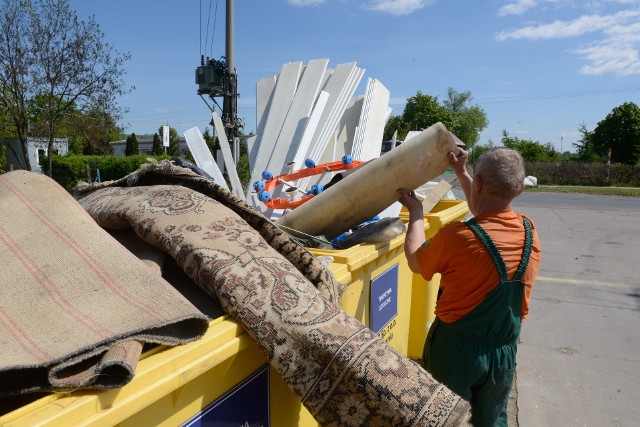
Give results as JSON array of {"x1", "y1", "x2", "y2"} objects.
[
  {"x1": 41, "y1": 154, "x2": 172, "y2": 191},
  {"x1": 524, "y1": 162, "x2": 640, "y2": 187}
]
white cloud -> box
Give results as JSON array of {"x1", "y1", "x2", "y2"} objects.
[
  {"x1": 287, "y1": 0, "x2": 327, "y2": 6},
  {"x1": 496, "y1": 10, "x2": 640, "y2": 40},
  {"x1": 364, "y1": 0, "x2": 436, "y2": 16},
  {"x1": 574, "y1": 21, "x2": 640, "y2": 75},
  {"x1": 495, "y1": 6, "x2": 640, "y2": 75},
  {"x1": 498, "y1": 0, "x2": 540, "y2": 16}
]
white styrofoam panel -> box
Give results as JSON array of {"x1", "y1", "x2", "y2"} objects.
[
  {"x1": 304, "y1": 62, "x2": 358, "y2": 163},
  {"x1": 183, "y1": 126, "x2": 228, "y2": 189},
  {"x1": 266, "y1": 58, "x2": 329, "y2": 177},
  {"x1": 247, "y1": 61, "x2": 303, "y2": 200},
  {"x1": 212, "y1": 112, "x2": 246, "y2": 200},
  {"x1": 312, "y1": 67, "x2": 364, "y2": 164},
  {"x1": 356, "y1": 79, "x2": 390, "y2": 162},
  {"x1": 256, "y1": 75, "x2": 277, "y2": 137},
  {"x1": 335, "y1": 96, "x2": 364, "y2": 158},
  {"x1": 290, "y1": 90, "x2": 330, "y2": 175},
  {"x1": 297, "y1": 66, "x2": 364, "y2": 191}
]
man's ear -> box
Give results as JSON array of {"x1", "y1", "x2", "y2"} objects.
[{"x1": 473, "y1": 175, "x2": 483, "y2": 193}]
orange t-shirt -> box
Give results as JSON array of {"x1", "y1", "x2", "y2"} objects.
[{"x1": 416, "y1": 210, "x2": 541, "y2": 323}]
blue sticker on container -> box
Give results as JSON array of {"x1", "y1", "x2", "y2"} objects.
[
  {"x1": 370, "y1": 264, "x2": 399, "y2": 334},
  {"x1": 182, "y1": 364, "x2": 270, "y2": 427}
]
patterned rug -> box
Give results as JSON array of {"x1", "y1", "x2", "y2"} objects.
[
  {"x1": 0, "y1": 171, "x2": 209, "y2": 397},
  {"x1": 74, "y1": 160, "x2": 471, "y2": 426}
]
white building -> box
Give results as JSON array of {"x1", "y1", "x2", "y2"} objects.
[{"x1": 3, "y1": 137, "x2": 69, "y2": 173}]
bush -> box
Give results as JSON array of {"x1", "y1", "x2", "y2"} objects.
[
  {"x1": 42, "y1": 154, "x2": 171, "y2": 191},
  {"x1": 524, "y1": 162, "x2": 640, "y2": 187}
]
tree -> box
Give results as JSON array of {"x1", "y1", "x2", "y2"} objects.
[
  {"x1": 442, "y1": 88, "x2": 488, "y2": 149},
  {"x1": 0, "y1": 0, "x2": 32, "y2": 170},
  {"x1": 125, "y1": 133, "x2": 138, "y2": 156},
  {"x1": 0, "y1": 0, "x2": 132, "y2": 173},
  {"x1": 591, "y1": 102, "x2": 640, "y2": 165},
  {"x1": 501, "y1": 130, "x2": 559, "y2": 162},
  {"x1": 573, "y1": 123, "x2": 600, "y2": 162},
  {"x1": 152, "y1": 133, "x2": 163, "y2": 155},
  {"x1": 383, "y1": 89, "x2": 488, "y2": 148}
]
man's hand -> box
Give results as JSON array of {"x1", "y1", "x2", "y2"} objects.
[
  {"x1": 397, "y1": 188, "x2": 423, "y2": 216},
  {"x1": 449, "y1": 148, "x2": 468, "y2": 176}
]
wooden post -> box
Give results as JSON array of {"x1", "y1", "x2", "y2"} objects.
[{"x1": 85, "y1": 164, "x2": 91, "y2": 183}]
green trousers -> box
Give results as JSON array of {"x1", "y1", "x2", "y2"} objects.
[{"x1": 423, "y1": 217, "x2": 533, "y2": 427}]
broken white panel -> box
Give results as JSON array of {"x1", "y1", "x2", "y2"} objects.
[
  {"x1": 216, "y1": 149, "x2": 225, "y2": 174},
  {"x1": 309, "y1": 67, "x2": 364, "y2": 171},
  {"x1": 256, "y1": 75, "x2": 277, "y2": 136},
  {"x1": 183, "y1": 126, "x2": 228, "y2": 189},
  {"x1": 297, "y1": 65, "x2": 364, "y2": 192},
  {"x1": 290, "y1": 90, "x2": 330, "y2": 176},
  {"x1": 212, "y1": 112, "x2": 245, "y2": 201},
  {"x1": 303, "y1": 62, "x2": 358, "y2": 164},
  {"x1": 266, "y1": 58, "x2": 329, "y2": 178},
  {"x1": 353, "y1": 79, "x2": 390, "y2": 162},
  {"x1": 335, "y1": 96, "x2": 364, "y2": 159},
  {"x1": 309, "y1": 65, "x2": 361, "y2": 162},
  {"x1": 247, "y1": 61, "x2": 303, "y2": 201}
]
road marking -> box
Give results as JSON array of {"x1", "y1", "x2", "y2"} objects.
[{"x1": 536, "y1": 275, "x2": 636, "y2": 290}]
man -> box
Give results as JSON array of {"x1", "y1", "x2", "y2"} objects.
[{"x1": 398, "y1": 147, "x2": 541, "y2": 426}]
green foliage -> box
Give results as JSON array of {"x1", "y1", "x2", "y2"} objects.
[
  {"x1": 125, "y1": 133, "x2": 139, "y2": 156},
  {"x1": 573, "y1": 123, "x2": 600, "y2": 162},
  {"x1": 501, "y1": 130, "x2": 559, "y2": 162},
  {"x1": 203, "y1": 127, "x2": 220, "y2": 154},
  {"x1": 152, "y1": 133, "x2": 163, "y2": 155},
  {"x1": 591, "y1": 102, "x2": 640, "y2": 165},
  {"x1": 236, "y1": 153, "x2": 251, "y2": 188},
  {"x1": 442, "y1": 88, "x2": 488, "y2": 148},
  {"x1": 384, "y1": 88, "x2": 488, "y2": 148},
  {"x1": 41, "y1": 154, "x2": 170, "y2": 191},
  {"x1": 525, "y1": 162, "x2": 640, "y2": 187}
]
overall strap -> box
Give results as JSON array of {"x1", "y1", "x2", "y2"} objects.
[
  {"x1": 466, "y1": 218, "x2": 508, "y2": 283},
  {"x1": 465, "y1": 216, "x2": 533, "y2": 283},
  {"x1": 513, "y1": 217, "x2": 533, "y2": 281}
]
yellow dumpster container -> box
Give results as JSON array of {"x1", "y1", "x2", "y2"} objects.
[
  {"x1": 308, "y1": 227, "x2": 423, "y2": 356},
  {"x1": 400, "y1": 199, "x2": 470, "y2": 360},
  {"x1": 0, "y1": 316, "x2": 316, "y2": 427},
  {"x1": 0, "y1": 200, "x2": 467, "y2": 427}
]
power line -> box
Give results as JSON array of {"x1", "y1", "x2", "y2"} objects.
[{"x1": 476, "y1": 86, "x2": 640, "y2": 104}]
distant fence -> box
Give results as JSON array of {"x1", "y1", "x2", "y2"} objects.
[{"x1": 524, "y1": 162, "x2": 640, "y2": 187}]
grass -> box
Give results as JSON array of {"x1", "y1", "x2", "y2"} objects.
[{"x1": 526, "y1": 185, "x2": 640, "y2": 197}]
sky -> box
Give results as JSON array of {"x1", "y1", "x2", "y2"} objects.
[{"x1": 69, "y1": 0, "x2": 640, "y2": 153}]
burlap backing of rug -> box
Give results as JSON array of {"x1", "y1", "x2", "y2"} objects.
[
  {"x1": 76, "y1": 161, "x2": 471, "y2": 427},
  {"x1": 0, "y1": 171, "x2": 209, "y2": 397}
]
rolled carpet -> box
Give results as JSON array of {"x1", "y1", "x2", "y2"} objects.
[
  {"x1": 76, "y1": 161, "x2": 471, "y2": 426},
  {"x1": 0, "y1": 171, "x2": 209, "y2": 396}
]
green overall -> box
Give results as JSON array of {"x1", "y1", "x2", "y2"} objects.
[{"x1": 423, "y1": 217, "x2": 533, "y2": 427}]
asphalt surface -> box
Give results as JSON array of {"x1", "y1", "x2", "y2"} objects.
[{"x1": 510, "y1": 192, "x2": 640, "y2": 426}]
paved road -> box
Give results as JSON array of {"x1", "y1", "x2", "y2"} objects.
[{"x1": 512, "y1": 192, "x2": 640, "y2": 426}]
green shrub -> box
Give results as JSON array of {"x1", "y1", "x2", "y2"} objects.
[
  {"x1": 42, "y1": 154, "x2": 171, "y2": 191},
  {"x1": 524, "y1": 162, "x2": 640, "y2": 187}
]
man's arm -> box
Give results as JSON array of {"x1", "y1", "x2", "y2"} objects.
[
  {"x1": 397, "y1": 189, "x2": 425, "y2": 274},
  {"x1": 449, "y1": 149, "x2": 475, "y2": 215}
]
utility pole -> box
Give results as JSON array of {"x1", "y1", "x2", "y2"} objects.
[
  {"x1": 223, "y1": 0, "x2": 239, "y2": 160},
  {"x1": 195, "y1": 0, "x2": 243, "y2": 160}
]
